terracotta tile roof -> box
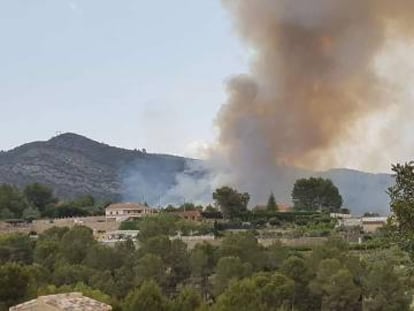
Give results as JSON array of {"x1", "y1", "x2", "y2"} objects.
[
  {"x1": 277, "y1": 204, "x2": 292, "y2": 212},
  {"x1": 10, "y1": 292, "x2": 112, "y2": 311},
  {"x1": 253, "y1": 203, "x2": 291, "y2": 212}
]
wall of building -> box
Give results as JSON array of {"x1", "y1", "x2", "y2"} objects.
[
  {"x1": 0, "y1": 216, "x2": 119, "y2": 235},
  {"x1": 362, "y1": 223, "x2": 385, "y2": 233}
]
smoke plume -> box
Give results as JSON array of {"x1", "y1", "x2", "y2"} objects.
[{"x1": 212, "y1": 0, "x2": 414, "y2": 202}]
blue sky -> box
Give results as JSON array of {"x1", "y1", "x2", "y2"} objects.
[{"x1": 0, "y1": 0, "x2": 248, "y2": 156}]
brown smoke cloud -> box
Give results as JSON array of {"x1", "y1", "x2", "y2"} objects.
[{"x1": 218, "y1": 0, "x2": 414, "y2": 173}]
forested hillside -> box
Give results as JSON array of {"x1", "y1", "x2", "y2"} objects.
[{"x1": 0, "y1": 133, "x2": 393, "y2": 214}]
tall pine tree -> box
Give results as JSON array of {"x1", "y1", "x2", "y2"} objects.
[{"x1": 266, "y1": 193, "x2": 278, "y2": 212}]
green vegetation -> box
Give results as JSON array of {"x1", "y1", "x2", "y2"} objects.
[
  {"x1": 212, "y1": 186, "x2": 250, "y2": 219},
  {"x1": 388, "y1": 162, "x2": 414, "y2": 256},
  {"x1": 266, "y1": 192, "x2": 278, "y2": 212},
  {"x1": 0, "y1": 185, "x2": 28, "y2": 219},
  {"x1": 119, "y1": 214, "x2": 213, "y2": 236},
  {"x1": 0, "y1": 164, "x2": 413, "y2": 310},
  {"x1": 292, "y1": 177, "x2": 343, "y2": 212},
  {"x1": 0, "y1": 225, "x2": 412, "y2": 311},
  {"x1": 0, "y1": 183, "x2": 108, "y2": 220}
]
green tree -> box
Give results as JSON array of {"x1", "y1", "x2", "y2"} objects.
[
  {"x1": 0, "y1": 263, "x2": 30, "y2": 310},
  {"x1": 292, "y1": 177, "x2": 343, "y2": 212},
  {"x1": 0, "y1": 234, "x2": 33, "y2": 264},
  {"x1": 134, "y1": 254, "x2": 166, "y2": 286},
  {"x1": 266, "y1": 193, "x2": 278, "y2": 212},
  {"x1": 307, "y1": 237, "x2": 350, "y2": 272},
  {"x1": 171, "y1": 287, "x2": 203, "y2": 311},
  {"x1": 167, "y1": 239, "x2": 191, "y2": 289},
  {"x1": 139, "y1": 235, "x2": 190, "y2": 290},
  {"x1": 213, "y1": 272, "x2": 294, "y2": 311},
  {"x1": 89, "y1": 270, "x2": 117, "y2": 298},
  {"x1": 280, "y1": 256, "x2": 316, "y2": 310},
  {"x1": 23, "y1": 183, "x2": 56, "y2": 212},
  {"x1": 71, "y1": 195, "x2": 95, "y2": 208},
  {"x1": 84, "y1": 244, "x2": 123, "y2": 271},
  {"x1": 388, "y1": 162, "x2": 414, "y2": 254},
  {"x1": 214, "y1": 256, "x2": 252, "y2": 295},
  {"x1": 139, "y1": 235, "x2": 171, "y2": 261},
  {"x1": 309, "y1": 258, "x2": 361, "y2": 311},
  {"x1": 219, "y1": 232, "x2": 265, "y2": 270},
  {"x1": 190, "y1": 243, "x2": 217, "y2": 299},
  {"x1": 179, "y1": 202, "x2": 197, "y2": 211},
  {"x1": 0, "y1": 184, "x2": 28, "y2": 219},
  {"x1": 138, "y1": 214, "x2": 178, "y2": 241},
  {"x1": 212, "y1": 186, "x2": 250, "y2": 219},
  {"x1": 52, "y1": 264, "x2": 93, "y2": 286},
  {"x1": 123, "y1": 281, "x2": 167, "y2": 311},
  {"x1": 363, "y1": 262, "x2": 410, "y2": 311},
  {"x1": 34, "y1": 227, "x2": 69, "y2": 269},
  {"x1": 34, "y1": 239, "x2": 59, "y2": 268},
  {"x1": 264, "y1": 241, "x2": 289, "y2": 271},
  {"x1": 205, "y1": 205, "x2": 219, "y2": 213},
  {"x1": 59, "y1": 226, "x2": 96, "y2": 264},
  {"x1": 39, "y1": 226, "x2": 69, "y2": 241},
  {"x1": 22, "y1": 206, "x2": 41, "y2": 220},
  {"x1": 112, "y1": 266, "x2": 137, "y2": 299}
]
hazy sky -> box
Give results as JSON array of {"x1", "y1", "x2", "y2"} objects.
[
  {"x1": 1, "y1": 1, "x2": 414, "y2": 172},
  {"x1": 0, "y1": 0, "x2": 248, "y2": 156}
]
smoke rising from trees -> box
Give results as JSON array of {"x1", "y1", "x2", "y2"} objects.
[{"x1": 207, "y1": 0, "x2": 414, "y2": 202}]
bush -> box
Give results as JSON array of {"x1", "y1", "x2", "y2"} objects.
[
  {"x1": 268, "y1": 217, "x2": 281, "y2": 226},
  {"x1": 119, "y1": 220, "x2": 141, "y2": 230}
]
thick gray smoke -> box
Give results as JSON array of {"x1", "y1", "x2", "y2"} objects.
[
  {"x1": 129, "y1": 0, "x2": 414, "y2": 212},
  {"x1": 211, "y1": 0, "x2": 414, "y2": 203}
]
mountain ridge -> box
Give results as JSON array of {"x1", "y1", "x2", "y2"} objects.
[
  {"x1": 0, "y1": 133, "x2": 190, "y2": 201},
  {"x1": 0, "y1": 133, "x2": 393, "y2": 215}
]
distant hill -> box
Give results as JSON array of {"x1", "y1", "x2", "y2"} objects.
[
  {"x1": 0, "y1": 133, "x2": 190, "y2": 202},
  {"x1": 320, "y1": 169, "x2": 392, "y2": 216},
  {"x1": 0, "y1": 133, "x2": 393, "y2": 215}
]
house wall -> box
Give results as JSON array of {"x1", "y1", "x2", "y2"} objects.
[
  {"x1": 0, "y1": 217, "x2": 119, "y2": 235},
  {"x1": 105, "y1": 208, "x2": 155, "y2": 222},
  {"x1": 32, "y1": 216, "x2": 119, "y2": 233},
  {"x1": 362, "y1": 222, "x2": 385, "y2": 233}
]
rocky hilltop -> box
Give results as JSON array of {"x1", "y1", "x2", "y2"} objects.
[{"x1": 0, "y1": 133, "x2": 189, "y2": 201}]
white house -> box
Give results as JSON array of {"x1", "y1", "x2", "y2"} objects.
[{"x1": 105, "y1": 203, "x2": 156, "y2": 222}]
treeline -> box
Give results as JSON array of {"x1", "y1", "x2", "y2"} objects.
[
  {"x1": 0, "y1": 175, "x2": 346, "y2": 221},
  {"x1": 164, "y1": 176, "x2": 347, "y2": 220},
  {"x1": 0, "y1": 183, "x2": 107, "y2": 220},
  {"x1": 211, "y1": 177, "x2": 347, "y2": 221},
  {"x1": 0, "y1": 219, "x2": 411, "y2": 311}
]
